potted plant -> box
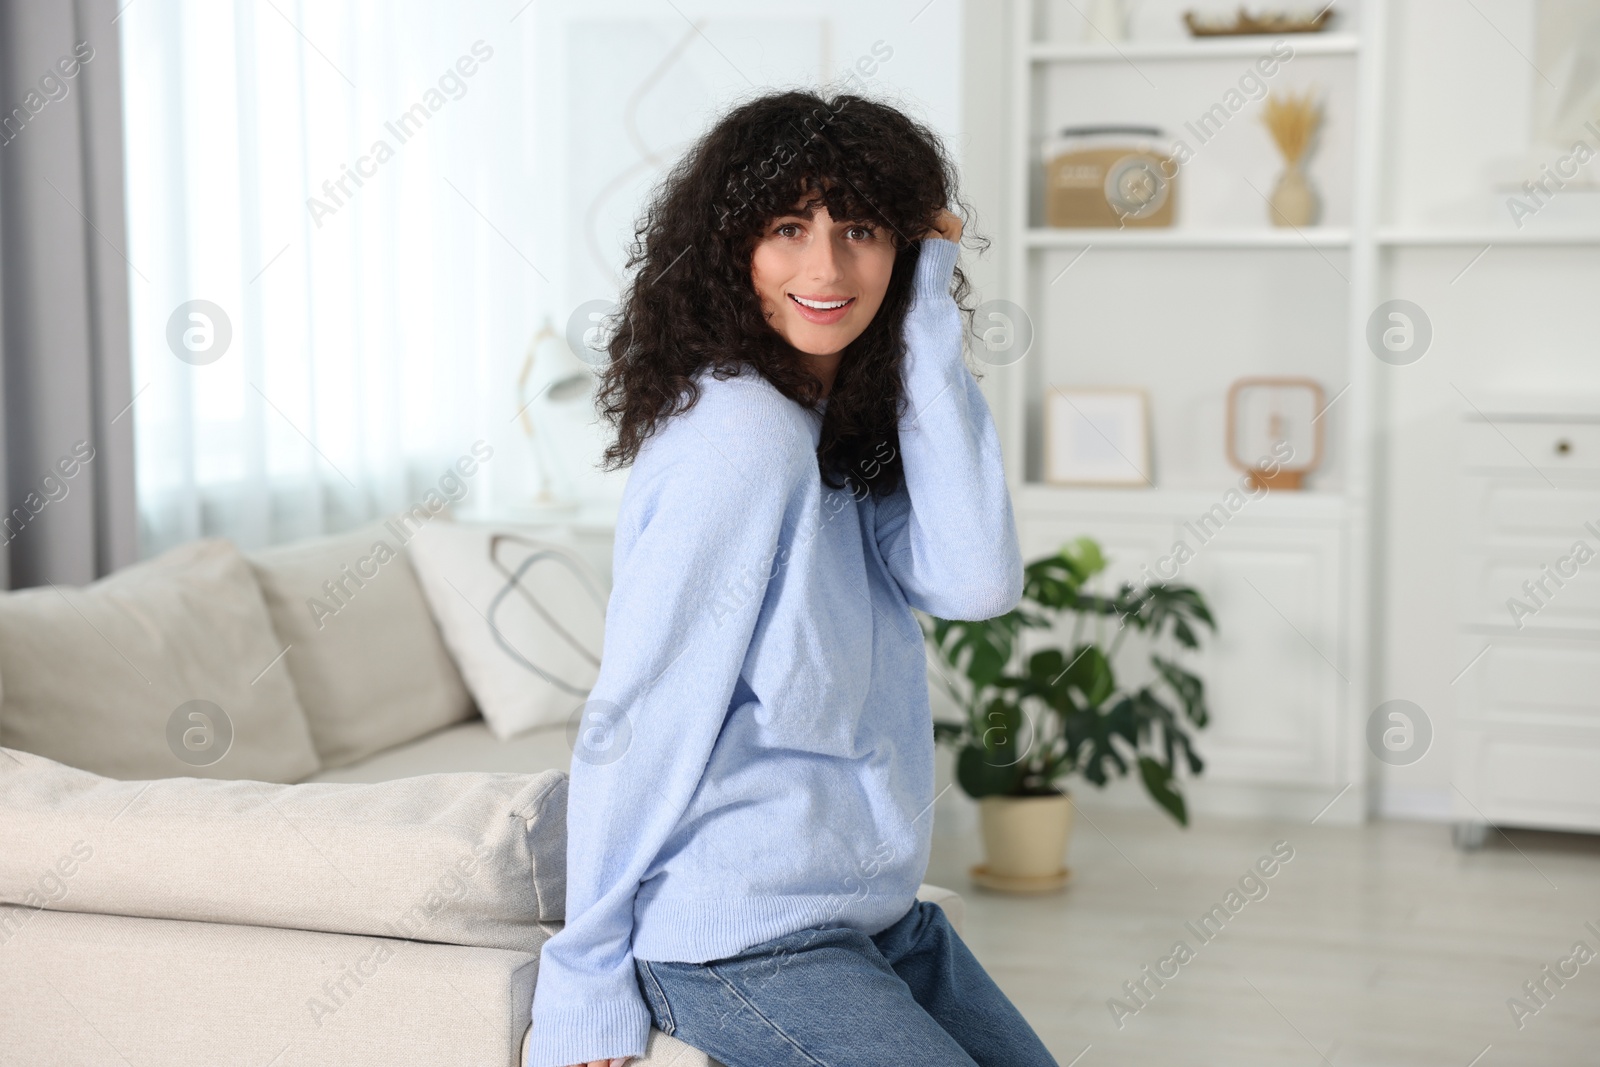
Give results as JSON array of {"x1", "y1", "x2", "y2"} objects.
[{"x1": 923, "y1": 537, "x2": 1216, "y2": 891}]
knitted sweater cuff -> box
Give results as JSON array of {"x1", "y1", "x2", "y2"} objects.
[
  {"x1": 524, "y1": 996, "x2": 652, "y2": 1067},
  {"x1": 912, "y1": 236, "x2": 959, "y2": 303}
]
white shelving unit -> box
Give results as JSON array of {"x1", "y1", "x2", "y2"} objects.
[{"x1": 998, "y1": 0, "x2": 1386, "y2": 822}]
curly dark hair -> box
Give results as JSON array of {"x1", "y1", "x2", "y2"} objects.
[{"x1": 593, "y1": 88, "x2": 988, "y2": 499}]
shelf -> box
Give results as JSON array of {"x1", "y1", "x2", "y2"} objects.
[
  {"x1": 1027, "y1": 34, "x2": 1359, "y2": 62},
  {"x1": 1026, "y1": 227, "x2": 1352, "y2": 248},
  {"x1": 1015, "y1": 483, "x2": 1347, "y2": 523},
  {"x1": 1377, "y1": 228, "x2": 1600, "y2": 246}
]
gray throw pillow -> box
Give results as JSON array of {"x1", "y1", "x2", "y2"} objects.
[
  {"x1": 0, "y1": 538, "x2": 321, "y2": 782},
  {"x1": 248, "y1": 520, "x2": 474, "y2": 770}
]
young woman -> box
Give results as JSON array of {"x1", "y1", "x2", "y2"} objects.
[{"x1": 527, "y1": 89, "x2": 1058, "y2": 1067}]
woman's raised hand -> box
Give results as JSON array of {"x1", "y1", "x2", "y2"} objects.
[{"x1": 924, "y1": 208, "x2": 963, "y2": 244}]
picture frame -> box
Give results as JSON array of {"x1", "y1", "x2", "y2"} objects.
[
  {"x1": 1225, "y1": 376, "x2": 1325, "y2": 490},
  {"x1": 1043, "y1": 387, "x2": 1152, "y2": 487}
]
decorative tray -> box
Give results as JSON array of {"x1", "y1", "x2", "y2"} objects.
[{"x1": 1182, "y1": 8, "x2": 1335, "y2": 35}]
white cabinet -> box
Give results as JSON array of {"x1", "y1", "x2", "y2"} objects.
[
  {"x1": 1454, "y1": 401, "x2": 1600, "y2": 840},
  {"x1": 1180, "y1": 530, "x2": 1344, "y2": 784},
  {"x1": 1015, "y1": 488, "x2": 1356, "y2": 818}
]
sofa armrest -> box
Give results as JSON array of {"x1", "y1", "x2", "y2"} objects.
[
  {"x1": 0, "y1": 748, "x2": 568, "y2": 955},
  {"x1": 916, "y1": 882, "x2": 966, "y2": 937},
  {"x1": 0, "y1": 905, "x2": 537, "y2": 1067}
]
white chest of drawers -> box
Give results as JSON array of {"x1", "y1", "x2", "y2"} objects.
[{"x1": 1454, "y1": 396, "x2": 1600, "y2": 844}]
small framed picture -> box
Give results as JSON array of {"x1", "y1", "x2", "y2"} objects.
[
  {"x1": 1226, "y1": 376, "x2": 1325, "y2": 490},
  {"x1": 1044, "y1": 387, "x2": 1152, "y2": 486}
]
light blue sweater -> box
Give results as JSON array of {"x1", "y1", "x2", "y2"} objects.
[{"x1": 526, "y1": 236, "x2": 1023, "y2": 1067}]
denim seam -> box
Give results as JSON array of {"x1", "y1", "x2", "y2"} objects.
[
  {"x1": 639, "y1": 960, "x2": 677, "y2": 1037},
  {"x1": 705, "y1": 961, "x2": 829, "y2": 1067}
]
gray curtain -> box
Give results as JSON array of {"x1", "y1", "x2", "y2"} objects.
[{"x1": 0, "y1": 0, "x2": 137, "y2": 590}]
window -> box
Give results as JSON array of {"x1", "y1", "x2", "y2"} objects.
[{"x1": 119, "y1": 0, "x2": 959, "y2": 555}]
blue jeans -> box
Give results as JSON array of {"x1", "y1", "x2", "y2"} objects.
[{"x1": 633, "y1": 899, "x2": 1059, "y2": 1067}]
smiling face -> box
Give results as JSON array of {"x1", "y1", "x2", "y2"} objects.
[{"x1": 750, "y1": 197, "x2": 897, "y2": 360}]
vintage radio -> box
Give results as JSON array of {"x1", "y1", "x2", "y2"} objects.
[{"x1": 1044, "y1": 125, "x2": 1177, "y2": 228}]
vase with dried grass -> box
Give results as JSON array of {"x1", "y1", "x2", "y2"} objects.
[{"x1": 1261, "y1": 89, "x2": 1323, "y2": 227}]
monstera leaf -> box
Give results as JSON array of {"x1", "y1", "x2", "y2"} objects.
[
  {"x1": 1138, "y1": 756, "x2": 1187, "y2": 826},
  {"x1": 925, "y1": 613, "x2": 1022, "y2": 693},
  {"x1": 1022, "y1": 537, "x2": 1105, "y2": 611},
  {"x1": 1130, "y1": 584, "x2": 1215, "y2": 648},
  {"x1": 954, "y1": 697, "x2": 1028, "y2": 797},
  {"x1": 1152, "y1": 654, "x2": 1209, "y2": 728}
]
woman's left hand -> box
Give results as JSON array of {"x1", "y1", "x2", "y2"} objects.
[{"x1": 924, "y1": 208, "x2": 963, "y2": 244}]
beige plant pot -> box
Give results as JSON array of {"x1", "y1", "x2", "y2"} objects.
[{"x1": 978, "y1": 792, "x2": 1074, "y2": 880}]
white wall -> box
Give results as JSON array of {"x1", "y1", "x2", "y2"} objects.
[{"x1": 506, "y1": 0, "x2": 966, "y2": 513}]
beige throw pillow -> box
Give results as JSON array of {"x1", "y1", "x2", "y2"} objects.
[
  {"x1": 248, "y1": 520, "x2": 475, "y2": 770},
  {"x1": 0, "y1": 538, "x2": 321, "y2": 782}
]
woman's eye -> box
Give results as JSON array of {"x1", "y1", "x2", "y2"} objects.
[
  {"x1": 848, "y1": 224, "x2": 877, "y2": 240},
  {"x1": 775, "y1": 223, "x2": 801, "y2": 238}
]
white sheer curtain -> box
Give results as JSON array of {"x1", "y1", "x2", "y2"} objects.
[{"x1": 120, "y1": 0, "x2": 541, "y2": 555}]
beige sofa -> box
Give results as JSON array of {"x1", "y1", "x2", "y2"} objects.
[{"x1": 0, "y1": 515, "x2": 966, "y2": 1067}]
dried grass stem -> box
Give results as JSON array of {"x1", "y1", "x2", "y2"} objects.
[{"x1": 1261, "y1": 89, "x2": 1323, "y2": 165}]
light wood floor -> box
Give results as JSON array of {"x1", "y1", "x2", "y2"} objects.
[{"x1": 926, "y1": 805, "x2": 1600, "y2": 1067}]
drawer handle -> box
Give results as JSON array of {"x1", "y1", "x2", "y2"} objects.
[{"x1": 1555, "y1": 438, "x2": 1573, "y2": 456}]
